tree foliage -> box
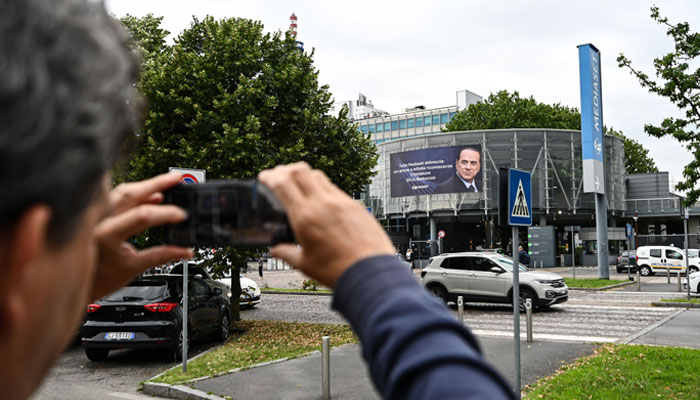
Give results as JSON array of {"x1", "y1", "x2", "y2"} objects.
[
  {"x1": 119, "y1": 14, "x2": 170, "y2": 58},
  {"x1": 618, "y1": 6, "x2": 700, "y2": 203},
  {"x1": 444, "y1": 90, "x2": 581, "y2": 131},
  {"x1": 129, "y1": 16, "x2": 376, "y2": 192},
  {"x1": 117, "y1": 16, "x2": 378, "y2": 317},
  {"x1": 607, "y1": 128, "x2": 659, "y2": 175},
  {"x1": 444, "y1": 90, "x2": 659, "y2": 175}
]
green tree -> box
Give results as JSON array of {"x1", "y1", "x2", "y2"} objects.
[
  {"x1": 618, "y1": 6, "x2": 700, "y2": 204},
  {"x1": 444, "y1": 90, "x2": 581, "y2": 131},
  {"x1": 123, "y1": 16, "x2": 377, "y2": 319},
  {"x1": 119, "y1": 14, "x2": 170, "y2": 59},
  {"x1": 608, "y1": 128, "x2": 659, "y2": 174},
  {"x1": 444, "y1": 90, "x2": 659, "y2": 174}
]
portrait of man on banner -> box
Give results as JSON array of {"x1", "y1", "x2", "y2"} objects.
[{"x1": 434, "y1": 145, "x2": 483, "y2": 194}]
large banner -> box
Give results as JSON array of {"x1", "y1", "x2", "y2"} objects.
[{"x1": 390, "y1": 145, "x2": 483, "y2": 197}]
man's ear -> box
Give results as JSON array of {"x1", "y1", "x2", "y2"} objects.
[{"x1": 0, "y1": 206, "x2": 52, "y2": 327}]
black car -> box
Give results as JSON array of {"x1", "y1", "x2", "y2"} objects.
[
  {"x1": 616, "y1": 250, "x2": 637, "y2": 273},
  {"x1": 82, "y1": 275, "x2": 230, "y2": 361}
]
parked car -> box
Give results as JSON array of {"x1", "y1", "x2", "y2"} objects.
[
  {"x1": 682, "y1": 271, "x2": 700, "y2": 294},
  {"x1": 168, "y1": 261, "x2": 261, "y2": 308},
  {"x1": 616, "y1": 250, "x2": 637, "y2": 273},
  {"x1": 635, "y1": 246, "x2": 700, "y2": 276},
  {"x1": 420, "y1": 252, "x2": 568, "y2": 311},
  {"x1": 214, "y1": 271, "x2": 262, "y2": 308},
  {"x1": 82, "y1": 275, "x2": 230, "y2": 361}
]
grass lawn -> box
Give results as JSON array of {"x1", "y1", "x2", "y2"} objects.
[
  {"x1": 149, "y1": 320, "x2": 356, "y2": 385},
  {"x1": 564, "y1": 278, "x2": 626, "y2": 288},
  {"x1": 660, "y1": 297, "x2": 700, "y2": 304},
  {"x1": 523, "y1": 344, "x2": 700, "y2": 399},
  {"x1": 262, "y1": 287, "x2": 333, "y2": 293}
]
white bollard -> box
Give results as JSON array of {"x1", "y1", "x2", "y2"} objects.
[
  {"x1": 322, "y1": 336, "x2": 330, "y2": 400},
  {"x1": 525, "y1": 299, "x2": 533, "y2": 343},
  {"x1": 457, "y1": 296, "x2": 464, "y2": 323}
]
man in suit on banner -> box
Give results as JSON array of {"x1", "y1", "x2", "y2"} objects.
[{"x1": 435, "y1": 146, "x2": 482, "y2": 194}]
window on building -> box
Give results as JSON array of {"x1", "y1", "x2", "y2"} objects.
[
  {"x1": 376, "y1": 123, "x2": 383, "y2": 133},
  {"x1": 424, "y1": 116, "x2": 432, "y2": 126},
  {"x1": 407, "y1": 118, "x2": 414, "y2": 128},
  {"x1": 432, "y1": 115, "x2": 440, "y2": 125},
  {"x1": 440, "y1": 113, "x2": 448, "y2": 124},
  {"x1": 368, "y1": 124, "x2": 375, "y2": 133},
  {"x1": 384, "y1": 122, "x2": 391, "y2": 131},
  {"x1": 449, "y1": 112, "x2": 457, "y2": 121},
  {"x1": 416, "y1": 117, "x2": 423, "y2": 127},
  {"x1": 399, "y1": 119, "x2": 406, "y2": 129},
  {"x1": 391, "y1": 121, "x2": 398, "y2": 130}
]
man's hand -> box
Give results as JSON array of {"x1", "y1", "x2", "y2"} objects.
[
  {"x1": 259, "y1": 163, "x2": 394, "y2": 287},
  {"x1": 90, "y1": 173, "x2": 193, "y2": 300}
]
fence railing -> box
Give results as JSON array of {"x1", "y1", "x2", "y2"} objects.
[{"x1": 625, "y1": 197, "x2": 682, "y2": 216}]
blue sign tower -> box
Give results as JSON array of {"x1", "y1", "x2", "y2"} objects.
[{"x1": 578, "y1": 43, "x2": 610, "y2": 279}]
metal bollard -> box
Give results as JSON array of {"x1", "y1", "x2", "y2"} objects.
[
  {"x1": 322, "y1": 336, "x2": 330, "y2": 400},
  {"x1": 525, "y1": 299, "x2": 533, "y2": 343},
  {"x1": 667, "y1": 266, "x2": 671, "y2": 284},
  {"x1": 457, "y1": 296, "x2": 464, "y2": 323},
  {"x1": 637, "y1": 269, "x2": 641, "y2": 292},
  {"x1": 678, "y1": 270, "x2": 682, "y2": 292}
]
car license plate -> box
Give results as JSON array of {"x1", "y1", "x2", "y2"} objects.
[{"x1": 105, "y1": 332, "x2": 135, "y2": 340}]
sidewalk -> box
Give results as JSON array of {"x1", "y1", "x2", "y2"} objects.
[
  {"x1": 242, "y1": 266, "x2": 425, "y2": 290},
  {"x1": 624, "y1": 309, "x2": 700, "y2": 349},
  {"x1": 189, "y1": 337, "x2": 594, "y2": 400}
]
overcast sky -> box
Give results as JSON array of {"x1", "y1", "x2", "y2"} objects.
[{"x1": 105, "y1": 0, "x2": 700, "y2": 192}]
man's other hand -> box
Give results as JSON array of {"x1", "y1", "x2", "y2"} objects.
[
  {"x1": 91, "y1": 173, "x2": 192, "y2": 300},
  {"x1": 259, "y1": 163, "x2": 394, "y2": 287}
]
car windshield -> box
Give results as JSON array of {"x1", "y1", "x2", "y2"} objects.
[
  {"x1": 686, "y1": 249, "x2": 699, "y2": 258},
  {"x1": 492, "y1": 256, "x2": 529, "y2": 272},
  {"x1": 103, "y1": 281, "x2": 168, "y2": 301}
]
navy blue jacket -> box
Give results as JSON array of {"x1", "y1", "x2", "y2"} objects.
[{"x1": 332, "y1": 255, "x2": 515, "y2": 399}]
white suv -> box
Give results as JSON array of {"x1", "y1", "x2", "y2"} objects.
[
  {"x1": 421, "y1": 252, "x2": 568, "y2": 310},
  {"x1": 635, "y1": 246, "x2": 700, "y2": 277}
]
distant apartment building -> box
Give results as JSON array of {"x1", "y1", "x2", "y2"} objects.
[{"x1": 332, "y1": 90, "x2": 483, "y2": 144}]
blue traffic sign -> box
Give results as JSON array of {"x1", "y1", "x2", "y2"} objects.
[{"x1": 508, "y1": 169, "x2": 532, "y2": 226}]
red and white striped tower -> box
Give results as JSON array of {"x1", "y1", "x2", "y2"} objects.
[{"x1": 289, "y1": 13, "x2": 298, "y2": 38}]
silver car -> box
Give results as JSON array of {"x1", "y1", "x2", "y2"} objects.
[{"x1": 421, "y1": 252, "x2": 568, "y2": 311}]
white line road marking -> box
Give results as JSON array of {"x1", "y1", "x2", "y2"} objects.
[
  {"x1": 109, "y1": 393, "x2": 164, "y2": 400},
  {"x1": 472, "y1": 329, "x2": 617, "y2": 343}
]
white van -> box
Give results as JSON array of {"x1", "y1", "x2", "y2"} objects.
[{"x1": 635, "y1": 245, "x2": 700, "y2": 276}]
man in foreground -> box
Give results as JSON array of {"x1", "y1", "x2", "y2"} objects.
[
  {"x1": 0, "y1": 1, "x2": 513, "y2": 399},
  {"x1": 0, "y1": 2, "x2": 192, "y2": 399}
]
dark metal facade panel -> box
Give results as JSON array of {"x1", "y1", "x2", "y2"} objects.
[{"x1": 625, "y1": 173, "x2": 669, "y2": 200}]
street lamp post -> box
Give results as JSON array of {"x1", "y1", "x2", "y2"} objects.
[{"x1": 632, "y1": 212, "x2": 639, "y2": 250}]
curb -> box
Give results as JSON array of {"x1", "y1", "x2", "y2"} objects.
[
  {"x1": 261, "y1": 290, "x2": 333, "y2": 296},
  {"x1": 651, "y1": 301, "x2": 700, "y2": 308},
  {"x1": 143, "y1": 382, "x2": 226, "y2": 400},
  {"x1": 568, "y1": 280, "x2": 637, "y2": 291}
]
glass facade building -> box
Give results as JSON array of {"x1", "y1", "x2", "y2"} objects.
[
  {"x1": 357, "y1": 106, "x2": 460, "y2": 144},
  {"x1": 365, "y1": 129, "x2": 625, "y2": 219},
  {"x1": 361, "y1": 129, "x2": 630, "y2": 261}
]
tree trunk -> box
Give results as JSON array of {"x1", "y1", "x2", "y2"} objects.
[{"x1": 230, "y1": 265, "x2": 241, "y2": 321}]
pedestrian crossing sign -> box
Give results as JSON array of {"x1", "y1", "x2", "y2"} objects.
[{"x1": 508, "y1": 168, "x2": 532, "y2": 226}]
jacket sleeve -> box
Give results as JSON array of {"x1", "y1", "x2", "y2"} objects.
[{"x1": 332, "y1": 255, "x2": 516, "y2": 400}]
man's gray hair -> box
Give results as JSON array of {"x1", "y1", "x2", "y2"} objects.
[{"x1": 0, "y1": 0, "x2": 140, "y2": 242}]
